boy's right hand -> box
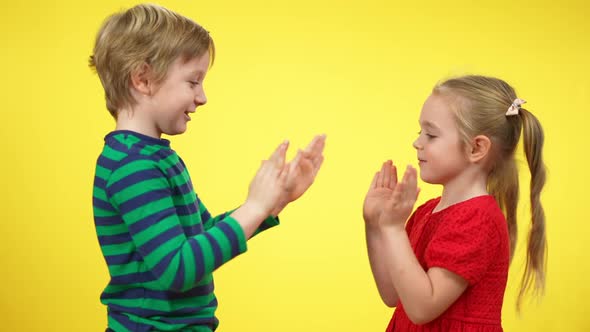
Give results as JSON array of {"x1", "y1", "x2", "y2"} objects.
[
  {"x1": 232, "y1": 141, "x2": 290, "y2": 239},
  {"x1": 244, "y1": 141, "x2": 290, "y2": 216}
]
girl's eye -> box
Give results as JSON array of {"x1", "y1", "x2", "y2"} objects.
[
  {"x1": 418, "y1": 131, "x2": 436, "y2": 139},
  {"x1": 189, "y1": 81, "x2": 199, "y2": 86}
]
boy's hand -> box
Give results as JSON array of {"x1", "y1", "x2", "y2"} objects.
[
  {"x1": 271, "y1": 134, "x2": 326, "y2": 216},
  {"x1": 244, "y1": 141, "x2": 290, "y2": 217},
  {"x1": 363, "y1": 161, "x2": 419, "y2": 228}
]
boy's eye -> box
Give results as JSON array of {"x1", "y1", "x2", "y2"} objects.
[{"x1": 189, "y1": 81, "x2": 199, "y2": 86}]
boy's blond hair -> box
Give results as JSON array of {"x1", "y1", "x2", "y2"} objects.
[{"x1": 89, "y1": 3, "x2": 215, "y2": 118}]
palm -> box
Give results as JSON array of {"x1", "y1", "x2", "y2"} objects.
[
  {"x1": 363, "y1": 161, "x2": 419, "y2": 226},
  {"x1": 363, "y1": 187, "x2": 393, "y2": 223},
  {"x1": 283, "y1": 135, "x2": 325, "y2": 203}
]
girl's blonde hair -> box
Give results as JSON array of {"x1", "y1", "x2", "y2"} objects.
[
  {"x1": 89, "y1": 4, "x2": 215, "y2": 118},
  {"x1": 434, "y1": 75, "x2": 547, "y2": 310}
]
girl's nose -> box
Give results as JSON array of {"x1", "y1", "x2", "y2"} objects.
[{"x1": 413, "y1": 138, "x2": 422, "y2": 150}]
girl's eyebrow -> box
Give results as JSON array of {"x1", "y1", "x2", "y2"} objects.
[{"x1": 420, "y1": 120, "x2": 439, "y2": 130}]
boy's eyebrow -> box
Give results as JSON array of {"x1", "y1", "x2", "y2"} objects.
[{"x1": 189, "y1": 69, "x2": 206, "y2": 77}]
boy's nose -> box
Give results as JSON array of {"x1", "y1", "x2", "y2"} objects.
[{"x1": 195, "y1": 91, "x2": 207, "y2": 106}]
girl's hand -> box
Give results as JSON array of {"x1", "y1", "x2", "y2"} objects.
[
  {"x1": 363, "y1": 161, "x2": 419, "y2": 228},
  {"x1": 380, "y1": 164, "x2": 419, "y2": 227},
  {"x1": 364, "y1": 161, "x2": 396, "y2": 226}
]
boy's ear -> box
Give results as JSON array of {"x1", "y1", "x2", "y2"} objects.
[
  {"x1": 468, "y1": 135, "x2": 492, "y2": 163},
  {"x1": 130, "y1": 63, "x2": 154, "y2": 96}
]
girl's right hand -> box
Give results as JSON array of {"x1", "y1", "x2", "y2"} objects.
[
  {"x1": 244, "y1": 141, "x2": 290, "y2": 216},
  {"x1": 363, "y1": 160, "x2": 397, "y2": 226},
  {"x1": 363, "y1": 161, "x2": 419, "y2": 227}
]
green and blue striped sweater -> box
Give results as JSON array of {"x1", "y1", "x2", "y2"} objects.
[{"x1": 93, "y1": 131, "x2": 278, "y2": 331}]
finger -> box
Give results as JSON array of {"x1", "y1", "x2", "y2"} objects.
[
  {"x1": 305, "y1": 134, "x2": 326, "y2": 157},
  {"x1": 370, "y1": 172, "x2": 379, "y2": 190},
  {"x1": 412, "y1": 170, "x2": 420, "y2": 200},
  {"x1": 377, "y1": 162, "x2": 387, "y2": 187},
  {"x1": 407, "y1": 166, "x2": 418, "y2": 197},
  {"x1": 389, "y1": 164, "x2": 397, "y2": 190},
  {"x1": 391, "y1": 163, "x2": 398, "y2": 189},
  {"x1": 408, "y1": 166, "x2": 418, "y2": 191},
  {"x1": 383, "y1": 160, "x2": 392, "y2": 188},
  {"x1": 312, "y1": 155, "x2": 324, "y2": 177},
  {"x1": 401, "y1": 166, "x2": 418, "y2": 202},
  {"x1": 278, "y1": 163, "x2": 289, "y2": 185},
  {"x1": 289, "y1": 149, "x2": 302, "y2": 174},
  {"x1": 269, "y1": 140, "x2": 289, "y2": 168},
  {"x1": 391, "y1": 178, "x2": 405, "y2": 201}
]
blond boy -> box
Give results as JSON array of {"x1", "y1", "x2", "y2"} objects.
[{"x1": 90, "y1": 4, "x2": 324, "y2": 331}]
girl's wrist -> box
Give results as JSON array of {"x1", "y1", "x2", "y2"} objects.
[{"x1": 380, "y1": 223, "x2": 407, "y2": 236}]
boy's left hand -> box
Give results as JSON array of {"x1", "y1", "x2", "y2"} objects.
[{"x1": 271, "y1": 134, "x2": 326, "y2": 216}]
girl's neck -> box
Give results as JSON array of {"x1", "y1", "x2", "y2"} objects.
[{"x1": 436, "y1": 169, "x2": 489, "y2": 212}]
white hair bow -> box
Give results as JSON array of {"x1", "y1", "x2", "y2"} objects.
[{"x1": 506, "y1": 98, "x2": 526, "y2": 116}]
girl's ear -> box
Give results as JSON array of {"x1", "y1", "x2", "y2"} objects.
[
  {"x1": 468, "y1": 135, "x2": 492, "y2": 163},
  {"x1": 130, "y1": 62, "x2": 155, "y2": 96}
]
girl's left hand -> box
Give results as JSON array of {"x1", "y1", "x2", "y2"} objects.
[{"x1": 365, "y1": 161, "x2": 420, "y2": 227}]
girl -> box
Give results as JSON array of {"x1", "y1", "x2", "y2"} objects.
[{"x1": 364, "y1": 75, "x2": 547, "y2": 331}]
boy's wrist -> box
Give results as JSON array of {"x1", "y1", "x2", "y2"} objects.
[
  {"x1": 241, "y1": 201, "x2": 271, "y2": 220},
  {"x1": 270, "y1": 200, "x2": 288, "y2": 217},
  {"x1": 230, "y1": 201, "x2": 271, "y2": 239}
]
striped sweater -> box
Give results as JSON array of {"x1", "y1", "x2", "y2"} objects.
[{"x1": 92, "y1": 130, "x2": 279, "y2": 331}]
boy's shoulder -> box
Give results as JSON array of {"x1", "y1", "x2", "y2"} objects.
[{"x1": 98, "y1": 130, "x2": 176, "y2": 174}]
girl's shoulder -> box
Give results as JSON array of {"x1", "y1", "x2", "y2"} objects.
[
  {"x1": 436, "y1": 195, "x2": 506, "y2": 235},
  {"x1": 414, "y1": 197, "x2": 442, "y2": 216}
]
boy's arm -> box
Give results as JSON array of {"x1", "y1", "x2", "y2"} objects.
[
  {"x1": 105, "y1": 158, "x2": 252, "y2": 292},
  {"x1": 197, "y1": 195, "x2": 279, "y2": 237}
]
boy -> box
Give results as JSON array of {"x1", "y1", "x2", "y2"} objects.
[{"x1": 90, "y1": 4, "x2": 325, "y2": 331}]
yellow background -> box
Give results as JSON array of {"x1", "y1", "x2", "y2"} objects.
[{"x1": 1, "y1": 0, "x2": 588, "y2": 331}]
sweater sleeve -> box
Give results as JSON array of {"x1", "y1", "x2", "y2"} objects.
[
  {"x1": 196, "y1": 195, "x2": 280, "y2": 237},
  {"x1": 105, "y1": 157, "x2": 248, "y2": 292}
]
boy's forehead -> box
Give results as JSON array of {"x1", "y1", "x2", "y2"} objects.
[{"x1": 176, "y1": 53, "x2": 210, "y2": 74}]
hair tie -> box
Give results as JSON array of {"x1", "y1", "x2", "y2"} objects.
[{"x1": 506, "y1": 98, "x2": 526, "y2": 116}]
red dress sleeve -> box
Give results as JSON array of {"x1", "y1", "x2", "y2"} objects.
[
  {"x1": 424, "y1": 202, "x2": 501, "y2": 285},
  {"x1": 405, "y1": 198, "x2": 439, "y2": 235}
]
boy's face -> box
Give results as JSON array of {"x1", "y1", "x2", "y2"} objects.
[
  {"x1": 149, "y1": 51, "x2": 210, "y2": 137},
  {"x1": 413, "y1": 93, "x2": 470, "y2": 185}
]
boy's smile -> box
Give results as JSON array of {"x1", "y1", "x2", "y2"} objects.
[{"x1": 147, "y1": 51, "x2": 210, "y2": 137}]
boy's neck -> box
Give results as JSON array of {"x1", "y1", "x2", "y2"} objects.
[{"x1": 115, "y1": 108, "x2": 161, "y2": 139}]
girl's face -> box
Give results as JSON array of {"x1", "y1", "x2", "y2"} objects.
[{"x1": 413, "y1": 93, "x2": 470, "y2": 185}]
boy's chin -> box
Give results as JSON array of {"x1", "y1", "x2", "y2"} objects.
[{"x1": 163, "y1": 125, "x2": 188, "y2": 136}]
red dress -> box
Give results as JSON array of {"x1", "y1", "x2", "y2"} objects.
[{"x1": 386, "y1": 195, "x2": 510, "y2": 332}]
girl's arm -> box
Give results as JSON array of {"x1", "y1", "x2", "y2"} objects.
[
  {"x1": 373, "y1": 164, "x2": 468, "y2": 324},
  {"x1": 365, "y1": 224, "x2": 399, "y2": 307},
  {"x1": 380, "y1": 225, "x2": 468, "y2": 324}
]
